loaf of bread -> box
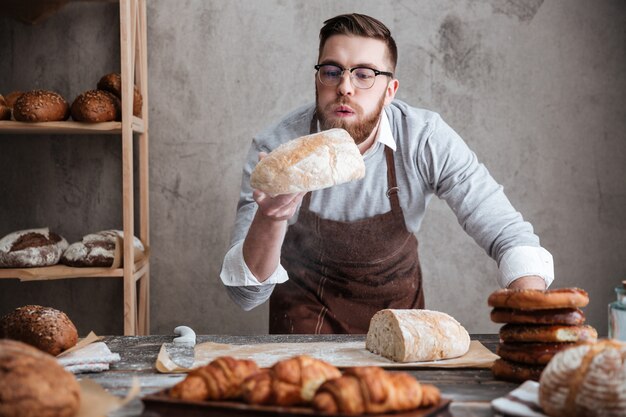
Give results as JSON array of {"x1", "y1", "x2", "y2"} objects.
[
  {"x1": 0, "y1": 339, "x2": 80, "y2": 417},
  {"x1": 169, "y1": 356, "x2": 260, "y2": 401},
  {"x1": 13, "y1": 90, "x2": 70, "y2": 122},
  {"x1": 312, "y1": 366, "x2": 440, "y2": 415},
  {"x1": 61, "y1": 230, "x2": 144, "y2": 267},
  {"x1": 488, "y1": 288, "x2": 589, "y2": 310},
  {"x1": 241, "y1": 355, "x2": 341, "y2": 406},
  {"x1": 70, "y1": 89, "x2": 121, "y2": 122},
  {"x1": 490, "y1": 307, "x2": 586, "y2": 325},
  {"x1": 539, "y1": 339, "x2": 626, "y2": 417},
  {"x1": 250, "y1": 128, "x2": 365, "y2": 195},
  {"x1": 366, "y1": 309, "x2": 470, "y2": 362},
  {"x1": 0, "y1": 227, "x2": 68, "y2": 267},
  {"x1": 497, "y1": 342, "x2": 575, "y2": 366},
  {"x1": 491, "y1": 358, "x2": 544, "y2": 383},
  {"x1": 4, "y1": 91, "x2": 23, "y2": 110},
  {"x1": 97, "y1": 72, "x2": 143, "y2": 117},
  {"x1": 0, "y1": 305, "x2": 78, "y2": 356},
  {"x1": 499, "y1": 324, "x2": 598, "y2": 343},
  {"x1": 0, "y1": 95, "x2": 10, "y2": 120}
]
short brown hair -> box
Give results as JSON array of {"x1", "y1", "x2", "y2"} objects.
[{"x1": 318, "y1": 13, "x2": 397, "y2": 72}]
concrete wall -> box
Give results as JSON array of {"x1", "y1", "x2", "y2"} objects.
[{"x1": 1, "y1": 0, "x2": 624, "y2": 336}]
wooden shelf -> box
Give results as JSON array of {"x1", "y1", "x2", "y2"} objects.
[
  {"x1": 0, "y1": 255, "x2": 149, "y2": 281},
  {"x1": 0, "y1": 117, "x2": 145, "y2": 134}
]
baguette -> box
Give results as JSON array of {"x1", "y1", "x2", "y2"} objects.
[{"x1": 250, "y1": 128, "x2": 365, "y2": 195}]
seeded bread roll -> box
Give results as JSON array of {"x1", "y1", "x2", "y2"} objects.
[
  {"x1": 366, "y1": 309, "x2": 470, "y2": 362},
  {"x1": 71, "y1": 89, "x2": 121, "y2": 122},
  {"x1": 13, "y1": 90, "x2": 70, "y2": 122},
  {"x1": 0, "y1": 305, "x2": 78, "y2": 356},
  {"x1": 97, "y1": 72, "x2": 143, "y2": 117},
  {"x1": 0, "y1": 339, "x2": 80, "y2": 417},
  {"x1": 0, "y1": 227, "x2": 68, "y2": 268},
  {"x1": 61, "y1": 229, "x2": 144, "y2": 267},
  {"x1": 250, "y1": 128, "x2": 365, "y2": 195}
]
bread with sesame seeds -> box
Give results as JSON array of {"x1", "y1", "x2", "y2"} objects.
[
  {"x1": 13, "y1": 90, "x2": 70, "y2": 122},
  {"x1": 70, "y1": 89, "x2": 121, "y2": 122}
]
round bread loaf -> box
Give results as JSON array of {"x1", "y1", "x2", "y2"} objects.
[
  {"x1": 0, "y1": 95, "x2": 10, "y2": 120},
  {"x1": 497, "y1": 342, "x2": 575, "y2": 365},
  {"x1": 61, "y1": 229, "x2": 145, "y2": 267},
  {"x1": 71, "y1": 89, "x2": 121, "y2": 122},
  {"x1": 490, "y1": 307, "x2": 586, "y2": 325},
  {"x1": 499, "y1": 324, "x2": 598, "y2": 343},
  {"x1": 491, "y1": 358, "x2": 544, "y2": 382},
  {"x1": 13, "y1": 90, "x2": 70, "y2": 122},
  {"x1": 97, "y1": 72, "x2": 143, "y2": 117},
  {"x1": 0, "y1": 339, "x2": 80, "y2": 417},
  {"x1": 0, "y1": 227, "x2": 68, "y2": 267},
  {"x1": 539, "y1": 339, "x2": 626, "y2": 417},
  {"x1": 488, "y1": 288, "x2": 589, "y2": 310},
  {"x1": 0, "y1": 305, "x2": 78, "y2": 356},
  {"x1": 366, "y1": 309, "x2": 470, "y2": 362}
]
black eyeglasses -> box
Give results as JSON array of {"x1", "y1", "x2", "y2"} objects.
[{"x1": 314, "y1": 64, "x2": 393, "y2": 89}]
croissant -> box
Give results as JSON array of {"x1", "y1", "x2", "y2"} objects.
[
  {"x1": 242, "y1": 355, "x2": 342, "y2": 406},
  {"x1": 169, "y1": 356, "x2": 259, "y2": 401},
  {"x1": 312, "y1": 366, "x2": 440, "y2": 415}
]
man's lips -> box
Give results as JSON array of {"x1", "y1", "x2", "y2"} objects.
[{"x1": 333, "y1": 105, "x2": 355, "y2": 117}]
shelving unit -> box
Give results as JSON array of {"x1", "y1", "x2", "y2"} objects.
[{"x1": 0, "y1": 0, "x2": 150, "y2": 335}]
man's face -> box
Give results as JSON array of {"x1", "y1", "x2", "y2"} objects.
[{"x1": 316, "y1": 35, "x2": 398, "y2": 145}]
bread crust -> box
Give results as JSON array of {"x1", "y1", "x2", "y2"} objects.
[
  {"x1": 0, "y1": 339, "x2": 80, "y2": 417},
  {"x1": 0, "y1": 305, "x2": 78, "y2": 356},
  {"x1": 491, "y1": 358, "x2": 544, "y2": 382},
  {"x1": 497, "y1": 342, "x2": 575, "y2": 365},
  {"x1": 71, "y1": 89, "x2": 121, "y2": 122},
  {"x1": 250, "y1": 128, "x2": 365, "y2": 195},
  {"x1": 499, "y1": 324, "x2": 598, "y2": 343},
  {"x1": 488, "y1": 288, "x2": 589, "y2": 310},
  {"x1": 0, "y1": 228, "x2": 68, "y2": 267},
  {"x1": 490, "y1": 307, "x2": 585, "y2": 325},
  {"x1": 97, "y1": 72, "x2": 143, "y2": 117},
  {"x1": 13, "y1": 90, "x2": 70, "y2": 122}
]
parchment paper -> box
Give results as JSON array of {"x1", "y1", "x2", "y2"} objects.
[{"x1": 156, "y1": 339, "x2": 498, "y2": 373}]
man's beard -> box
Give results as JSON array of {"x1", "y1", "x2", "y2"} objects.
[{"x1": 315, "y1": 89, "x2": 386, "y2": 145}]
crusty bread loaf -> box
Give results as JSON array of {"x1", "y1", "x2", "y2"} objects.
[
  {"x1": 539, "y1": 339, "x2": 626, "y2": 417},
  {"x1": 490, "y1": 307, "x2": 586, "y2": 325},
  {"x1": 61, "y1": 230, "x2": 144, "y2": 267},
  {"x1": 0, "y1": 227, "x2": 68, "y2": 267},
  {"x1": 499, "y1": 324, "x2": 598, "y2": 343},
  {"x1": 250, "y1": 128, "x2": 365, "y2": 195},
  {"x1": 488, "y1": 288, "x2": 589, "y2": 310},
  {"x1": 0, "y1": 305, "x2": 78, "y2": 356},
  {"x1": 491, "y1": 358, "x2": 544, "y2": 382},
  {"x1": 366, "y1": 309, "x2": 470, "y2": 362},
  {"x1": 497, "y1": 342, "x2": 575, "y2": 365},
  {"x1": 0, "y1": 339, "x2": 80, "y2": 417},
  {"x1": 96, "y1": 72, "x2": 143, "y2": 117},
  {"x1": 13, "y1": 90, "x2": 70, "y2": 122},
  {"x1": 70, "y1": 89, "x2": 121, "y2": 122}
]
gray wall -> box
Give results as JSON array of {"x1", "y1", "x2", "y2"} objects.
[{"x1": 1, "y1": 1, "x2": 624, "y2": 336}]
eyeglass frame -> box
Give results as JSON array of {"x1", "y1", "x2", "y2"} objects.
[{"x1": 314, "y1": 64, "x2": 394, "y2": 89}]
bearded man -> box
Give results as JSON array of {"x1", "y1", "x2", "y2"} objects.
[{"x1": 220, "y1": 13, "x2": 553, "y2": 334}]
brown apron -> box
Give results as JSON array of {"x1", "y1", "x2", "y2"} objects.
[{"x1": 269, "y1": 117, "x2": 424, "y2": 334}]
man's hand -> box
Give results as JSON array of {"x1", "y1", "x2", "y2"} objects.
[
  {"x1": 507, "y1": 275, "x2": 547, "y2": 290},
  {"x1": 253, "y1": 189, "x2": 306, "y2": 222}
]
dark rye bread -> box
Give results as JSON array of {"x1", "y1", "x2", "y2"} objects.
[
  {"x1": 13, "y1": 90, "x2": 70, "y2": 122},
  {"x1": 71, "y1": 89, "x2": 121, "y2": 122},
  {"x1": 0, "y1": 339, "x2": 80, "y2": 417},
  {"x1": 0, "y1": 228, "x2": 68, "y2": 267},
  {"x1": 0, "y1": 305, "x2": 78, "y2": 356},
  {"x1": 97, "y1": 72, "x2": 143, "y2": 117},
  {"x1": 61, "y1": 230, "x2": 145, "y2": 267}
]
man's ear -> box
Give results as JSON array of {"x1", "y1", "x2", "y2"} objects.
[{"x1": 384, "y1": 78, "x2": 399, "y2": 106}]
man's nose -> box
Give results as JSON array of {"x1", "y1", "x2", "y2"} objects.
[{"x1": 337, "y1": 71, "x2": 354, "y2": 96}]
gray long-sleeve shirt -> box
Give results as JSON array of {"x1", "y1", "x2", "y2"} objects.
[{"x1": 220, "y1": 100, "x2": 554, "y2": 310}]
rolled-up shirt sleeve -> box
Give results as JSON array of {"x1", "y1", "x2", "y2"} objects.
[
  {"x1": 220, "y1": 240, "x2": 289, "y2": 286},
  {"x1": 498, "y1": 246, "x2": 554, "y2": 288}
]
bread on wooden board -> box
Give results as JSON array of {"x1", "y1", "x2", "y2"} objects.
[
  {"x1": 250, "y1": 128, "x2": 365, "y2": 195},
  {"x1": 365, "y1": 309, "x2": 470, "y2": 362}
]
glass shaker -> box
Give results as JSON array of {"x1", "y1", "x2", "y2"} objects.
[{"x1": 608, "y1": 281, "x2": 626, "y2": 341}]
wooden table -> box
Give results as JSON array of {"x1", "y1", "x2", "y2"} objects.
[{"x1": 87, "y1": 334, "x2": 517, "y2": 417}]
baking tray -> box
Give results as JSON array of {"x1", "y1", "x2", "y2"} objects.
[{"x1": 142, "y1": 389, "x2": 452, "y2": 417}]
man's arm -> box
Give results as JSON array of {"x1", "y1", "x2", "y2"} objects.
[{"x1": 242, "y1": 189, "x2": 305, "y2": 282}]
